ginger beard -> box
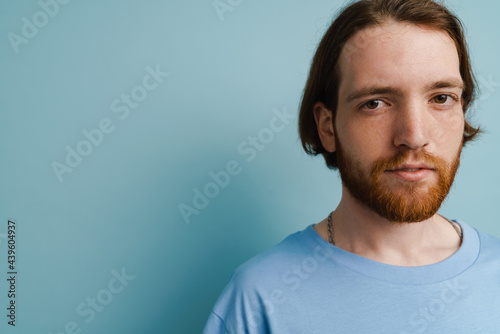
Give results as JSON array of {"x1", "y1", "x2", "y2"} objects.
[{"x1": 334, "y1": 131, "x2": 463, "y2": 223}]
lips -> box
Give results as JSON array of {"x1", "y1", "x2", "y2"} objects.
[
  {"x1": 386, "y1": 164, "x2": 434, "y2": 172},
  {"x1": 384, "y1": 163, "x2": 435, "y2": 182},
  {"x1": 395, "y1": 168, "x2": 421, "y2": 172}
]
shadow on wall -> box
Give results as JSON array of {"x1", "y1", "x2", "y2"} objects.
[{"x1": 143, "y1": 152, "x2": 283, "y2": 333}]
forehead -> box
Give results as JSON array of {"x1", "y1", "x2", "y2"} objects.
[{"x1": 338, "y1": 22, "x2": 461, "y2": 94}]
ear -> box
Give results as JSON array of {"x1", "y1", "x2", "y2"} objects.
[{"x1": 313, "y1": 102, "x2": 336, "y2": 152}]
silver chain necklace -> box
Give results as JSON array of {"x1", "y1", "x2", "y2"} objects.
[{"x1": 326, "y1": 211, "x2": 463, "y2": 246}]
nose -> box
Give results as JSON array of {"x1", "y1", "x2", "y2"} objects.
[{"x1": 392, "y1": 101, "x2": 430, "y2": 150}]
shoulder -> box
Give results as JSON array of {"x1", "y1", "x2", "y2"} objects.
[
  {"x1": 474, "y1": 224, "x2": 500, "y2": 251},
  {"x1": 456, "y1": 219, "x2": 500, "y2": 263},
  {"x1": 207, "y1": 225, "x2": 324, "y2": 332},
  {"x1": 231, "y1": 226, "x2": 315, "y2": 288},
  {"x1": 214, "y1": 224, "x2": 322, "y2": 306},
  {"x1": 459, "y1": 219, "x2": 500, "y2": 247}
]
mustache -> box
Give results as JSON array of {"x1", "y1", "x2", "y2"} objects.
[{"x1": 372, "y1": 149, "x2": 449, "y2": 176}]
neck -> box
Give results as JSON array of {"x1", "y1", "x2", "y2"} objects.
[{"x1": 314, "y1": 188, "x2": 462, "y2": 267}]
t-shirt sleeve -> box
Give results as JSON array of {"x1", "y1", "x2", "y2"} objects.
[
  {"x1": 202, "y1": 234, "x2": 304, "y2": 333},
  {"x1": 202, "y1": 311, "x2": 229, "y2": 334},
  {"x1": 201, "y1": 264, "x2": 273, "y2": 334}
]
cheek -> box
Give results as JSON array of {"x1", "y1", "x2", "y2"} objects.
[
  {"x1": 337, "y1": 113, "x2": 390, "y2": 159},
  {"x1": 431, "y1": 111, "x2": 464, "y2": 146}
]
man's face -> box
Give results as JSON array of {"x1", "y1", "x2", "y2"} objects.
[{"x1": 334, "y1": 21, "x2": 465, "y2": 223}]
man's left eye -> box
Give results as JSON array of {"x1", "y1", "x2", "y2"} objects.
[
  {"x1": 363, "y1": 99, "x2": 384, "y2": 110},
  {"x1": 433, "y1": 95, "x2": 452, "y2": 104}
]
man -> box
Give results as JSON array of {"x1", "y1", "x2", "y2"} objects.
[{"x1": 203, "y1": 0, "x2": 500, "y2": 333}]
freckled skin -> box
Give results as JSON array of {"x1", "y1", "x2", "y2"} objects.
[
  {"x1": 335, "y1": 22, "x2": 464, "y2": 175},
  {"x1": 313, "y1": 21, "x2": 466, "y2": 265}
]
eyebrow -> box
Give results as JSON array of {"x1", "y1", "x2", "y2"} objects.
[
  {"x1": 428, "y1": 79, "x2": 465, "y2": 91},
  {"x1": 345, "y1": 79, "x2": 465, "y2": 103}
]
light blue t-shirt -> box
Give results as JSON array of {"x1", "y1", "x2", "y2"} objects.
[{"x1": 202, "y1": 220, "x2": 500, "y2": 333}]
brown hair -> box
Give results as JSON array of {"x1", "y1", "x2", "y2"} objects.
[{"x1": 298, "y1": 0, "x2": 481, "y2": 170}]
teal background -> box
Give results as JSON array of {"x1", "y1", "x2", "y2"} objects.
[{"x1": 0, "y1": 0, "x2": 498, "y2": 333}]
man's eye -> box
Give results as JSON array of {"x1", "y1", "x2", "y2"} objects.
[
  {"x1": 364, "y1": 100, "x2": 382, "y2": 109},
  {"x1": 433, "y1": 94, "x2": 452, "y2": 104}
]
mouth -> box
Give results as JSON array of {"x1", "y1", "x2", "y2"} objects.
[
  {"x1": 384, "y1": 164, "x2": 435, "y2": 181},
  {"x1": 391, "y1": 168, "x2": 423, "y2": 172},
  {"x1": 386, "y1": 164, "x2": 434, "y2": 172}
]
